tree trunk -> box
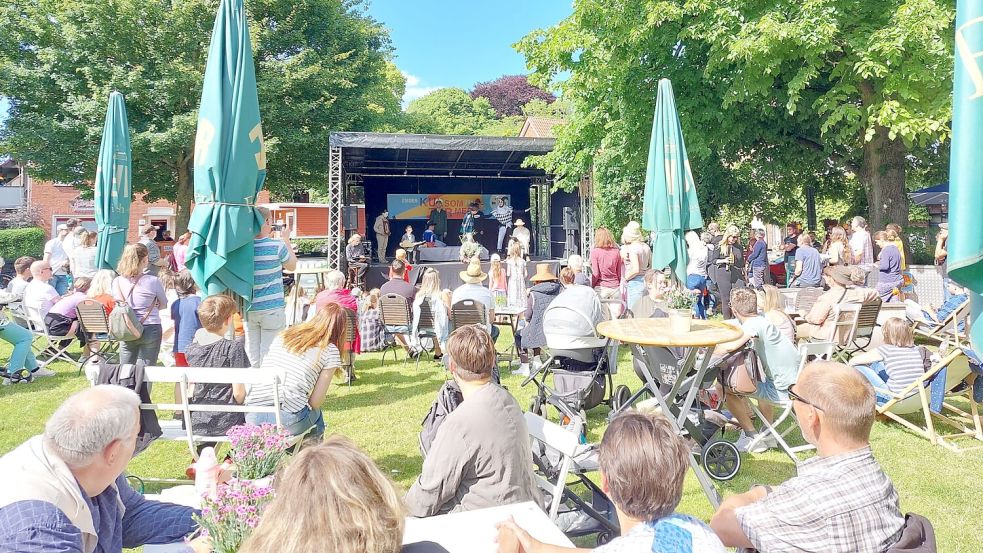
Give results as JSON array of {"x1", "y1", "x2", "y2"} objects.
[
  {"x1": 860, "y1": 125, "x2": 908, "y2": 231},
  {"x1": 175, "y1": 155, "x2": 193, "y2": 235}
]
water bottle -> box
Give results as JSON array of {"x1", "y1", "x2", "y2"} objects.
[{"x1": 194, "y1": 447, "x2": 219, "y2": 498}]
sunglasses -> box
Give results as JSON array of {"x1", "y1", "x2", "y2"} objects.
[{"x1": 788, "y1": 384, "x2": 824, "y2": 412}]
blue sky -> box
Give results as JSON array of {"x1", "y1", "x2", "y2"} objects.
[{"x1": 364, "y1": 0, "x2": 572, "y2": 105}]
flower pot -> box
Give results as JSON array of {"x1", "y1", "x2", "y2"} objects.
[{"x1": 668, "y1": 308, "x2": 693, "y2": 333}]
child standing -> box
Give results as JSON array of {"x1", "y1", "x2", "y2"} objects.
[
  {"x1": 170, "y1": 271, "x2": 202, "y2": 367},
  {"x1": 505, "y1": 240, "x2": 527, "y2": 310},
  {"x1": 184, "y1": 295, "x2": 249, "y2": 439},
  {"x1": 488, "y1": 254, "x2": 507, "y2": 309},
  {"x1": 388, "y1": 249, "x2": 413, "y2": 282}
]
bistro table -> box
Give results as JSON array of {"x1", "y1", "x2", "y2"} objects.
[
  {"x1": 595, "y1": 317, "x2": 743, "y2": 508},
  {"x1": 494, "y1": 305, "x2": 525, "y2": 366},
  {"x1": 403, "y1": 501, "x2": 573, "y2": 553},
  {"x1": 284, "y1": 265, "x2": 331, "y2": 325}
]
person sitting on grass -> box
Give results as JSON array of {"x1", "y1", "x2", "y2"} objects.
[
  {"x1": 496, "y1": 411, "x2": 726, "y2": 553},
  {"x1": 0, "y1": 385, "x2": 205, "y2": 552},
  {"x1": 710, "y1": 361, "x2": 905, "y2": 553},
  {"x1": 184, "y1": 295, "x2": 249, "y2": 438},
  {"x1": 405, "y1": 325, "x2": 539, "y2": 517},
  {"x1": 240, "y1": 436, "x2": 405, "y2": 553},
  {"x1": 848, "y1": 317, "x2": 928, "y2": 405},
  {"x1": 715, "y1": 288, "x2": 801, "y2": 453}
]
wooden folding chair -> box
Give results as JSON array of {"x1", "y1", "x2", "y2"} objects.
[
  {"x1": 76, "y1": 300, "x2": 120, "y2": 370},
  {"x1": 451, "y1": 299, "x2": 488, "y2": 331},
  {"x1": 379, "y1": 293, "x2": 411, "y2": 366},
  {"x1": 340, "y1": 308, "x2": 357, "y2": 385},
  {"x1": 912, "y1": 299, "x2": 970, "y2": 347},
  {"x1": 877, "y1": 349, "x2": 983, "y2": 453},
  {"x1": 794, "y1": 286, "x2": 825, "y2": 316},
  {"x1": 849, "y1": 298, "x2": 882, "y2": 355}
]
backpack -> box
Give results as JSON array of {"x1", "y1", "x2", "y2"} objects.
[
  {"x1": 419, "y1": 380, "x2": 463, "y2": 458},
  {"x1": 110, "y1": 276, "x2": 155, "y2": 342}
]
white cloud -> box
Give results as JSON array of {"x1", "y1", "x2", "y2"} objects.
[{"x1": 400, "y1": 70, "x2": 442, "y2": 108}]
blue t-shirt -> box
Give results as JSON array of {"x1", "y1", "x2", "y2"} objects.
[
  {"x1": 795, "y1": 246, "x2": 823, "y2": 286},
  {"x1": 251, "y1": 237, "x2": 290, "y2": 312},
  {"x1": 594, "y1": 514, "x2": 726, "y2": 553},
  {"x1": 171, "y1": 295, "x2": 202, "y2": 353}
]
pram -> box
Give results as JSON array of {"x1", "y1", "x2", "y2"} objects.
[{"x1": 523, "y1": 287, "x2": 627, "y2": 439}]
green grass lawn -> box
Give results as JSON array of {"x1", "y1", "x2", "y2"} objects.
[{"x1": 2, "y1": 337, "x2": 982, "y2": 552}]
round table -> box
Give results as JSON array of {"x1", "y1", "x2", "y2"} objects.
[{"x1": 596, "y1": 317, "x2": 742, "y2": 508}]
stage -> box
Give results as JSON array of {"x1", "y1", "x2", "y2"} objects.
[{"x1": 362, "y1": 258, "x2": 564, "y2": 291}]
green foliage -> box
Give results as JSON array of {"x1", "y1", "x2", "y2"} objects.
[
  {"x1": 0, "y1": 0, "x2": 400, "y2": 202},
  {"x1": 905, "y1": 226, "x2": 938, "y2": 266},
  {"x1": 293, "y1": 238, "x2": 328, "y2": 256},
  {"x1": 0, "y1": 227, "x2": 45, "y2": 261},
  {"x1": 405, "y1": 88, "x2": 498, "y2": 135},
  {"x1": 516, "y1": 0, "x2": 955, "y2": 234},
  {"x1": 666, "y1": 288, "x2": 696, "y2": 310}
]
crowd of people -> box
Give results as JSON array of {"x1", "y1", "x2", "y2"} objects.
[{"x1": 0, "y1": 210, "x2": 960, "y2": 553}]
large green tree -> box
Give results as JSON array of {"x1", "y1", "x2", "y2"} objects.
[
  {"x1": 405, "y1": 87, "x2": 499, "y2": 135},
  {"x1": 0, "y1": 0, "x2": 400, "y2": 232},
  {"x1": 517, "y1": 0, "x2": 954, "y2": 232}
]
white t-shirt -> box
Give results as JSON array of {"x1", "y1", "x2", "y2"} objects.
[
  {"x1": 849, "y1": 228, "x2": 873, "y2": 266},
  {"x1": 44, "y1": 238, "x2": 69, "y2": 275},
  {"x1": 24, "y1": 279, "x2": 60, "y2": 317},
  {"x1": 686, "y1": 244, "x2": 709, "y2": 277},
  {"x1": 61, "y1": 232, "x2": 78, "y2": 261},
  {"x1": 245, "y1": 338, "x2": 342, "y2": 413}
]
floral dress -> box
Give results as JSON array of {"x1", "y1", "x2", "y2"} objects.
[{"x1": 506, "y1": 257, "x2": 527, "y2": 310}]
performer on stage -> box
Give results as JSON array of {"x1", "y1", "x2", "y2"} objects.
[
  {"x1": 491, "y1": 196, "x2": 513, "y2": 253},
  {"x1": 512, "y1": 218, "x2": 531, "y2": 258},
  {"x1": 423, "y1": 223, "x2": 445, "y2": 247},
  {"x1": 399, "y1": 225, "x2": 423, "y2": 264},
  {"x1": 460, "y1": 202, "x2": 481, "y2": 240},
  {"x1": 346, "y1": 234, "x2": 369, "y2": 285},
  {"x1": 427, "y1": 199, "x2": 448, "y2": 242},
  {"x1": 373, "y1": 209, "x2": 391, "y2": 263},
  {"x1": 400, "y1": 225, "x2": 416, "y2": 244}
]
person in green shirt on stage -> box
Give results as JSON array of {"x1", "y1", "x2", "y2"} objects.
[{"x1": 428, "y1": 199, "x2": 449, "y2": 242}]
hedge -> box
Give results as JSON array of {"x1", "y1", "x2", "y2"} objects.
[
  {"x1": 0, "y1": 227, "x2": 46, "y2": 262},
  {"x1": 293, "y1": 238, "x2": 329, "y2": 256}
]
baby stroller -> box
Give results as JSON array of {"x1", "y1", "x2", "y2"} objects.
[{"x1": 523, "y1": 287, "x2": 627, "y2": 439}]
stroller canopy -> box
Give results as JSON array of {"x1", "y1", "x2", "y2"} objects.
[{"x1": 543, "y1": 286, "x2": 607, "y2": 351}]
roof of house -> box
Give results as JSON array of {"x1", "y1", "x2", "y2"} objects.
[{"x1": 518, "y1": 117, "x2": 566, "y2": 138}]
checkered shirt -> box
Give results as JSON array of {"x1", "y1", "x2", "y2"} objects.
[
  {"x1": 358, "y1": 307, "x2": 388, "y2": 352},
  {"x1": 460, "y1": 212, "x2": 477, "y2": 235},
  {"x1": 492, "y1": 206, "x2": 512, "y2": 227},
  {"x1": 736, "y1": 446, "x2": 904, "y2": 553}
]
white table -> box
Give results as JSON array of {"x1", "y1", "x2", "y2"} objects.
[
  {"x1": 403, "y1": 502, "x2": 573, "y2": 553},
  {"x1": 143, "y1": 486, "x2": 200, "y2": 553}
]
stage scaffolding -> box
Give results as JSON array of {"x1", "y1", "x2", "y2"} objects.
[
  {"x1": 579, "y1": 172, "x2": 595, "y2": 256},
  {"x1": 327, "y1": 145, "x2": 343, "y2": 271}
]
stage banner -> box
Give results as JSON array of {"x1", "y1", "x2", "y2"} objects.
[{"x1": 387, "y1": 194, "x2": 510, "y2": 220}]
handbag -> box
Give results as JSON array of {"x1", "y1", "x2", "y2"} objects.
[
  {"x1": 720, "y1": 348, "x2": 767, "y2": 395},
  {"x1": 109, "y1": 276, "x2": 155, "y2": 342}
]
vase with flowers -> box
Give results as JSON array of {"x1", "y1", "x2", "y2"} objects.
[
  {"x1": 665, "y1": 288, "x2": 697, "y2": 333},
  {"x1": 193, "y1": 478, "x2": 273, "y2": 553},
  {"x1": 227, "y1": 423, "x2": 292, "y2": 481}
]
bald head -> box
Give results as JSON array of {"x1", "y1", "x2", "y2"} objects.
[
  {"x1": 797, "y1": 361, "x2": 876, "y2": 445},
  {"x1": 44, "y1": 385, "x2": 140, "y2": 467},
  {"x1": 30, "y1": 260, "x2": 50, "y2": 280}
]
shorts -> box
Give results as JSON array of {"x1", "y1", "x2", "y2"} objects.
[
  {"x1": 748, "y1": 379, "x2": 788, "y2": 403},
  {"x1": 385, "y1": 325, "x2": 410, "y2": 334}
]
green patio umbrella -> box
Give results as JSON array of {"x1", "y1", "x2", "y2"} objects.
[
  {"x1": 948, "y1": 0, "x2": 983, "y2": 351},
  {"x1": 642, "y1": 79, "x2": 704, "y2": 284},
  {"x1": 94, "y1": 91, "x2": 132, "y2": 271},
  {"x1": 185, "y1": 0, "x2": 266, "y2": 305}
]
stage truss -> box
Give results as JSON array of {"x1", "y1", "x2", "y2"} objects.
[
  {"x1": 579, "y1": 172, "x2": 595, "y2": 255},
  {"x1": 327, "y1": 145, "x2": 343, "y2": 271}
]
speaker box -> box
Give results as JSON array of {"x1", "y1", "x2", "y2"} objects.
[
  {"x1": 342, "y1": 206, "x2": 358, "y2": 231},
  {"x1": 563, "y1": 206, "x2": 580, "y2": 231}
]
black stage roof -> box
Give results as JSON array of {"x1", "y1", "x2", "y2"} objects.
[{"x1": 330, "y1": 132, "x2": 555, "y2": 178}]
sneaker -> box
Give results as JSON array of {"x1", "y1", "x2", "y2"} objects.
[
  {"x1": 759, "y1": 431, "x2": 779, "y2": 449},
  {"x1": 1, "y1": 378, "x2": 9, "y2": 386},
  {"x1": 32, "y1": 367, "x2": 57, "y2": 378},
  {"x1": 735, "y1": 430, "x2": 769, "y2": 454},
  {"x1": 514, "y1": 363, "x2": 530, "y2": 377},
  {"x1": 530, "y1": 357, "x2": 545, "y2": 373}
]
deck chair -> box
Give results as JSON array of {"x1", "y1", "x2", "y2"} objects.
[
  {"x1": 379, "y1": 293, "x2": 411, "y2": 366},
  {"x1": 794, "y1": 286, "x2": 825, "y2": 315},
  {"x1": 877, "y1": 349, "x2": 982, "y2": 453},
  {"x1": 743, "y1": 342, "x2": 835, "y2": 464},
  {"x1": 912, "y1": 298, "x2": 970, "y2": 347},
  {"x1": 414, "y1": 299, "x2": 438, "y2": 369},
  {"x1": 849, "y1": 298, "x2": 882, "y2": 354},
  {"x1": 340, "y1": 308, "x2": 357, "y2": 385},
  {"x1": 809, "y1": 302, "x2": 861, "y2": 362},
  {"x1": 76, "y1": 300, "x2": 120, "y2": 368},
  {"x1": 24, "y1": 304, "x2": 78, "y2": 370},
  {"x1": 524, "y1": 412, "x2": 619, "y2": 541}
]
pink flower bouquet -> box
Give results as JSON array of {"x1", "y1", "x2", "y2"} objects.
[
  {"x1": 193, "y1": 478, "x2": 273, "y2": 553},
  {"x1": 227, "y1": 423, "x2": 291, "y2": 480}
]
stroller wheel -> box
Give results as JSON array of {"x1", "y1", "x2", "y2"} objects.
[
  {"x1": 596, "y1": 532, "x2": 614, "y2": 546},
  {"x1": 702, "y1": 439, "x2": 741, "y2": 481},
  {"x1": 610, "y1": 384, "x2": 631, "y2": 411},
  {"x1": 529, "y1": 395, "x2": 543, "y2": 416}
]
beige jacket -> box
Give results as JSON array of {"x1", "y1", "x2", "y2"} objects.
[{"x1": 802, "y1": 286, "x2": 878, "y2": 342}]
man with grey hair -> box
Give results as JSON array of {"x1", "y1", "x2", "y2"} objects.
[{"x1": 0, "y1": 385, "x2": 205, "y2": 552}]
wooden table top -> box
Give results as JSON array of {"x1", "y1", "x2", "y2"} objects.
[{"x1": 596, "y1": 318, "x2": 743, "y2": 347}]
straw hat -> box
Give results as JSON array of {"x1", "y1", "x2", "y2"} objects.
[
  {"x1": 622, "y1": 221, "x2": 643, "y2": 243},
  {"x1": 514, "y1": 219, "x2": 525, "y2": 227},
  {"x1": 530, "y1": 263, "x2": 559, "y2": 283},
  {"x1": 827, "y1": 266, "x2": 853, "y2": 287},
  {"x1": 459, "y1": 258, "x2": 488, "y2": 284}
]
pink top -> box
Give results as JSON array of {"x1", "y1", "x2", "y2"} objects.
[
  {"x1": 173, "y1": 242, "x2": 189, "y2": 271},
  {"x1": 590, "y1": 247, "x2": 623, "y2": 289},
  {"x1": 48, "y1": 291, "x2": 87, "y2": 319},
  {"x1": 489, "y1": 270, "x2": 507, "y2": 291}
]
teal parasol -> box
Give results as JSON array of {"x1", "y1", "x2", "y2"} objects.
[{"x1": 94, "y1": 91, "x2": 132, "y2": 271}]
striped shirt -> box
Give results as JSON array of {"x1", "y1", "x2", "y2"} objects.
[
  {"x1": 250, "y1": 237, "x2": 290, "y2": 312},
  {"x1": 877, "y1": 345, "x2": 926, "y2": 394},
  {"x1": 245, "y1": 337, "x2": 342, "y2": 413}
]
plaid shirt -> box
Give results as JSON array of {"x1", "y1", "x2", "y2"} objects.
[
  {"x1": 460, "y1": 211, "x2": 478, "y2": 235},
  {"x1": 359, "y1": 307, "x2": 387, "y2": 352},
  {"x1": 736, "y1": 447, "x2": 904, "y2": 553},
  {"x1": 492, "y1": 205, "x2": 512, "y2": 227}
]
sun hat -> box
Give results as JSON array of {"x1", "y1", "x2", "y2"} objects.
[
  {"x1": 514, "y1": 219, "x2": 525, "y2": 227},
  {"x1": 622, "y1": 221, "x2": 643, "y2": 243},
  {"x1": 827, "y1": 265, "x2": 853, "y2": 287},
  {"x1": 459, "y1": 258, "x2": 488, "y2": 284},
  {"x1": 530, "y1": 263, "x2": 559, "y2": 283}
]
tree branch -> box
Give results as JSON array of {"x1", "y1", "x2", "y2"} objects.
[{"x1": 794, "y1": 136, "x2": 861, "y2": 175}]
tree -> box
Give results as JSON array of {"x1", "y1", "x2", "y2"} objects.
[
  {"x1": 516, "y1": 0, "x2": 954, "y2": 232},
  {"x1": 470, "y1": 74, "x2": 555, "y2": 118},
  {"x1": 405, "y1": 88, "x2": 498, "y2": 135},
  {"x1": 0, "y1": 0, "x2": 399, "y2": 233}
]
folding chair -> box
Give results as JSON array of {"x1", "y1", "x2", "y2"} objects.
[
  {"x1": 414, "y1": 299, "x2": 438, "y2": 370},
  {"x1": 451, "y1": 299, "x2": 488, "y2": 331},
  {"x1": 794, "y1": 286, "x2": 825, "y2": 315},
  {"x1": 340, "y1": 308, "x2": 357, "y2": 385},
  {"x1": 379, "y1": 293, "x2": 411, "y2": 366},
  {"x1": 912, "y1": 299, "x2": 970, "y2": 348},
  {"x1": 849, "y1": 298, "x2": 882, "y2": 354},
  {"x1": 743, "y1": 342, "x2": 835, "y2": 463},
  {"x1": 524, "y1": 412, "x2": 620, "y2": 543},
  {"x1": 24, "y1": 304, "x2": 78, "y2": 370},
  {"x1": 809, "y1": 302, "x2": 860, "y2": 362},
  {"x1": 76, "y1": 300, "x2": 120, "y2": 369},
  {"x1": 877, "y1": 349, "x2": 983, "y2": 453}
]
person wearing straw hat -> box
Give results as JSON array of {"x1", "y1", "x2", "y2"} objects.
[
  {"x1": 514, "y1": 263, "x2": 563, "y2": 375},
  {"x1": 511, "y1": 219, "x2": 530, "y2": 258},
  {"x1": 451, "y1": 258, "x2": 499, "y2": 341},
  {"x1": 796, "y1": 266, "x2": 877, "y2": 341}
]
